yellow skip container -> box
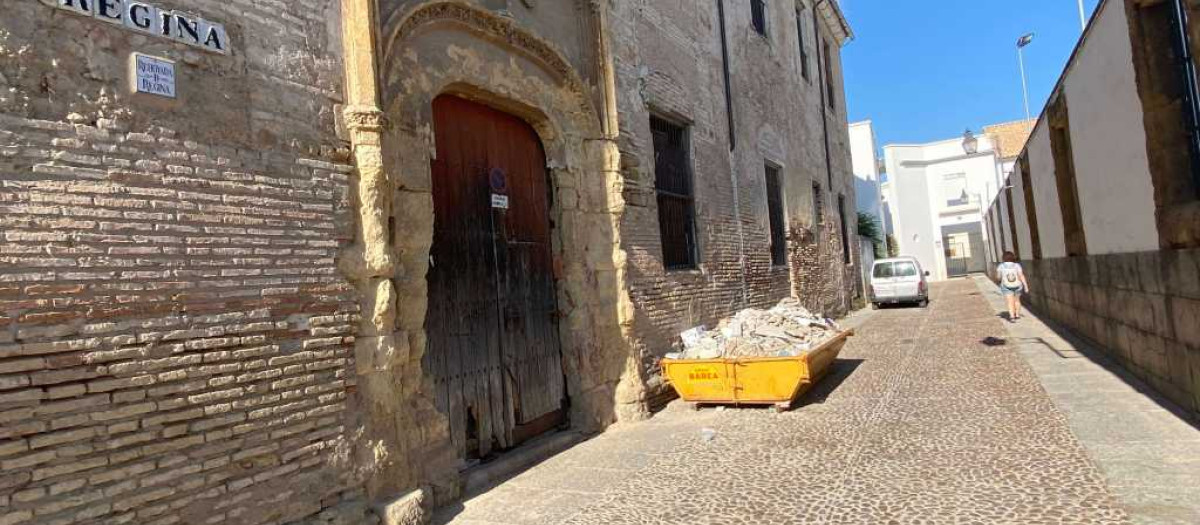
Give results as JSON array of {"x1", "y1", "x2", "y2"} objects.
[{"x1": 661, "y1": 330, "x2": 853, "y2": 412}]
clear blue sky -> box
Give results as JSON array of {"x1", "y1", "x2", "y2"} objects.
[{"x1": 841, "y1": 0, "x2": 1102, "y2": 147}]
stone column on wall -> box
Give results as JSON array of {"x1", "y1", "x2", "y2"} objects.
[
  {"x1": 593, "y1": 0, "x2": 650, "y2": 424},
  {"x1": 338, "y1": 0, "x2": 445, "y2": 522}
]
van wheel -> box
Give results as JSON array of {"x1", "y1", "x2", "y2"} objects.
[
  {"x1": 870, "y1": 302, "x2": 879, "y2": 310},
  {"x1": 919, "y1": 299, "x2": 929, "y2": 308}
]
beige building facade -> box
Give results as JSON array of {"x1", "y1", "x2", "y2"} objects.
[
  {"x1": 986, "y1": 0, "x2": 1200, "y2": 423},
  {"x1": 0, "y1": 1, "x2": 857, "y2": 523}
]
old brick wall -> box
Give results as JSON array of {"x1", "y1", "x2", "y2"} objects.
[
  {"x1": 1023, "y1": 251, "x2": 1200, "y2": 420},
  {"x1": 1, "y1": 2, "x2": 373, "y2": 524},
  {"x1": 790, "y1": 216, "x2": 858, "y2": 319},
  {"x1": 803, "y1": 0, "x2": 861, "y2": 318},
  {"x1": 787, "y1": 7, "x2": 860, "y2": 319},
  {"x1": 608, "y1": 0, "x2": 859, "y2": 405},
  {"x1": 609, "y1": 0, "x2": 751, "y2": 387}
]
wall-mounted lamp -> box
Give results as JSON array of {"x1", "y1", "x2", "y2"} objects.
[{"x1": 962, "y1": 130, "x2": 979, "y2": 155}]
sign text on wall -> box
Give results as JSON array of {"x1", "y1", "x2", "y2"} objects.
[
  {"x1": 40, "y1": 0, "x2": 230, "y2": 55},
  {"x1": 132, "y1": 54, "x2": 176, "y2": 98}
]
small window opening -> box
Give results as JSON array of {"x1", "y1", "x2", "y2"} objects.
[
  {"x1": 796, "y1": 8, "x2": 810, "y2": 81},
  {"x1": 838, "y1": 194, "x2": 851, "y2": 264},
  {"x1": 752, "y1": 0, "x2": 768, "y2": 36},
  {"x1": 765, "y1": 164, "x2": 787, "y2": 266},
  {"x1": 651, "y1": 116, "x2": 699, "y2": 270},
  {"x1": 812, "y1": 182, "x2": 823, "y2": 226}
]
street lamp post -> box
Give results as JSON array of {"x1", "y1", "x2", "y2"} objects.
[
  {"x1": 1078, "y1": 0, "x2": 1088, "y2": 31},
  {"x1": 1017, "y1": 33, "x2": 1035, "y2": 121}
]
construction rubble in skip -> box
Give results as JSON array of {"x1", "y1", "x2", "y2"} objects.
[{"x1": 669, "y1": 299, "x2": 840, "y2": 360}]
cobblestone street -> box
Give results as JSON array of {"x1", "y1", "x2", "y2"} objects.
[{"x1": 436, "y1": 279, "x2": 1200, "y2": 524}]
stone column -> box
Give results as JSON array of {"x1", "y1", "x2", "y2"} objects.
[
  {"x1": 338, "y1": 0, "x2": 429, "y2": 523},
  {"x1": 341, "y1": 0, "x2": 401, "y2": 362},
  {"x1": 591, "y1": 0, "x2": 648, "y2": 424}
]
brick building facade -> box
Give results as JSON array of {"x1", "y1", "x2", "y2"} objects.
[
  {"x1": 611, "y1": 0, "x2": 858, "y2": 408},
  {"x1": 1, "y1": 1, "x2": 857, "y2": 523}
]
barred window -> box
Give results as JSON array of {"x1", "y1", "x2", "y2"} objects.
[
  {"x1": 752, "y1": 0, "x2": 768, "y2": 36},
  {"x1": 838, "y1": 193, "x2": 851, "y2": 264},
  {"x1": 796, "y1": 8, "x2": 809, "y2": 81},
  {"x1": 812, "y1": 182, "x2": 823, "y2": 226},
  {"x1": 651, "y1": 116, "x2": 698, "y2": 270},
  {"x1": 823, "y1": 40, "x2": 836, "y2": 110},
  {"x1": 765, "y1": 165, "x2": 787, "y2": 266}
]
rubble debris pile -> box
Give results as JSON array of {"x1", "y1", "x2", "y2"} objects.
[{"x1": 670, "y1": 299, "x2": 840, "y2": 360}]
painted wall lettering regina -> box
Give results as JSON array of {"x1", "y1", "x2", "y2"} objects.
[{"x1": 38, "y1": 0, "x2": 230, "y2": 54}]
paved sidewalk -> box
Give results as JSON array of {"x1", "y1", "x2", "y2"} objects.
[
  {"x1": 974, "y1": 276, "x2": 1200, "y2": 525},
  {"x1": 437, "y1": 280, "x2": 1131, "y2": 524}
]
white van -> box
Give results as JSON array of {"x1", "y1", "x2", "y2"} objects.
[{"x1": 869, "y1": 257, "x2": 930, "y2": 308}]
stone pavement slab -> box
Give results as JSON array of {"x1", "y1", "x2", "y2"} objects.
[
  {"x1": 436, "y1": 280, "x2": 1133, "y2": 524},
  {"x1": 974, "y1": 276, "x2": 1200, "y2": 525}
]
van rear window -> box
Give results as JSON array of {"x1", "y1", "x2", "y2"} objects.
[
  {"x1": 872, "y1": 263, "x2": 893, "y2": 278},
  {"x1": 894, "y1": 262, "x2": 918, "y2": 277}
]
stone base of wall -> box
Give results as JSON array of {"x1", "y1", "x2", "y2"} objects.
[
  {"x1": 285, "y1": 493, "x2": 378, "y2": 525},
  {"x1": 1021, "y1": 249, "x2": 1200, "y2": 419}
]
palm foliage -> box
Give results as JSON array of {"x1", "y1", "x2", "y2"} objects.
[{"x1": 857, "y1": 212, "x2": 885, "y2": 259}]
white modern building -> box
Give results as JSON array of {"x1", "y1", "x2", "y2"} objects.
[
  {"x1": 849, "y1": 121, "x2": 885, "y2": 227},
  {"x1": 849, "y1": 120, "x2": 886, "y2": 291},
  {"x1": 881, "y1": 121, "x2": 1034, "y2": 281},
  {"x1": 879, "y1": 179, "x2": 895, "y2": 246}
]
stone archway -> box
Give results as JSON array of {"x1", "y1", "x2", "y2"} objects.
[{"x1": 337, "y1": 1, "x2": 647, "y2": 513}]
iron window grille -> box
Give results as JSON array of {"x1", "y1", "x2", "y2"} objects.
[
  {"x1": 651, "y1": 116, "x2": 699, "y2": 270},
  {"x1": 796, "y1": 9, "x2": 809, "y2": 81},
  {"x1": 838, "y1": 194, "x2": 851, "y2": 264},
  {"x1": 812, "y1": 182, "x2": 823, "y2": 226},
  {"x1": 752, "y1": 0, "x2": 768, "y2": 36},
  {"x1": 823, "y1": 41, "x2": 836, "y2": 110},
  {"x1": 765, "y1": 165, "x2": 787, "y2": 266}
]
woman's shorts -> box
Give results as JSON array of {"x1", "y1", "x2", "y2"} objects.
[{"x1": 1001, "y1": 286, "x2": 1023, "y2": 297}]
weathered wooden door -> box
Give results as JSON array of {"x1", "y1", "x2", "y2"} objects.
[{"x1": 425, "y1": 95, "x2": 566, "y2": 461}]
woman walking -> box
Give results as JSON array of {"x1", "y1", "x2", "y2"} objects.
[{"x1": 997, "y1": 251, "x2": 1030, "y2": 322}]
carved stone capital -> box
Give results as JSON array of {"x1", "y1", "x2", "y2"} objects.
[{"x1": 344, "y1": 105, "x2": 390, "y2": 133}]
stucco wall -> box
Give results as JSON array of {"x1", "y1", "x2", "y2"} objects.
[
  {"x1": 884, "y1": 146, "x2": 941, "y2": 278},
  {"x1": 1062, "y1": 0, "x2": 1159, "y2": 255},
  {"x1": 880, "y1": 182, "x2": 896, "y2": 237},
  {"x1": 997, "y1": 182, "x2": 1013, "y2": 254},
  {"x1": 986, "y1": 204, "x2": 1003, "y2": 269},
  {"x1": 850, "y1": 121, "x2": 882, "y2": 221},
  {"x1": 1009, "y1": 162, "x2": 1034, "y2": 260},
  {"x1": 1024, "y1": 125, "x2": 1067, "y2": 259}
]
